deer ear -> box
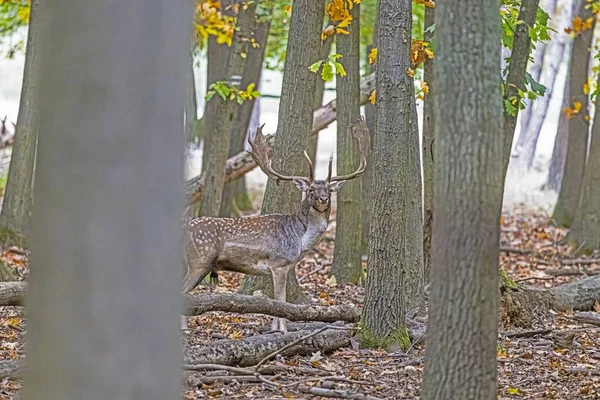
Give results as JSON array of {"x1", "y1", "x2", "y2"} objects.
[
  {"x1": 329, "y1": 181, "x2": 345, "y2": 192},
  {"x1": 293, "y1": 178, "x2": 309, "y2": 192}
]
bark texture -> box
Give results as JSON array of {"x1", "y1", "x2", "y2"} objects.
[
  {"x1": 238, "y1": 0, "x2": 326, "y2": 301},
  {"x1": 502, "y1": 0, "x2": 541, "y2": 171},
  {"x1": 564, "y1": 71, "x2": 600, "y2": 253},
  {"x1": 21, "y1": 1, "x2": 189, "y2": 398},
  {"x1": 331, "y1": 4, "x2": 362, "y2": 284},
  {"x1": 220, "y1": 16, "x2": 270, "y2": 217},
  {"x1": 551, "y1": 1, "x2": 594, "y2": 227},
  {"x1": 199, "y1": 2, "x2": 257, "y2": 217},
  {"x1": 0, "y1": 0, "x2": 42, "y2": 248},
  {"x1": 183, "y1": 328, "x2": 351, "y2": 367},
  {"x1": 361, "y1": 0, "x2": 423, "y2": 348},
  {"x1": 185, "y1": 73, "x2": 376, "y2": 207},
  {"x1": 546, "y1": 77, "x2": 570, "y2": 191},
  {"x1": 422, "y1": 4, "x2": 435, "y2": 285},
  {"x1": 420, "y1": 0, "x2": 503, "y2": 397},
  {"x1": 184, "y1": 293, "x2": 360, "y2": 321}
]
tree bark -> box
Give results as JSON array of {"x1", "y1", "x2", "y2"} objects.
[
  {"x1": 421, "y1": 0, "x2": 503, "y2": 397},
  {"x1": 564, "y1": 71, "x2": 600, "y2": 252},
  {"x1": 360, "y1": 0, "x2": 423, "y2": 349},
  {"x1": 237, "y1": 0, "x2": 326, "y2": 302},
  {"x1": 185, "y1": 73, "x2": 376, "y2": 207},
  {"x1": 199, "y1": 2, "x2": 257, "y2": 217},
  {"x1": 0, "y1": 0, "x2": 41, "y2": 248},
  {"x1": 21, "y1": 1, "x2": 189, "y2": 398},
  {"x1": 331, "y1": 4, "x2": 362, "y2": 285},
  {"x1": 546, "y1": 76, "x2": 570, "y2": 191},
  {"x1": 502, "y1": 0, "x2": 541, "y2": 173},
  {"x1": 518, "y1": 0, "x2": 572, "y2": 171},
  {"x1": 184, "y1": 293, "x2": 360, "y2": 322},
  {"x1": 551, "y1": 1, "x2": 594, "y2": 227},
  {"x1": 422, "y1": 4, "x2": 435, "y2": 285},
  {"x1": 183, "y1": 328, "x2": 351, "y2": 367},
  {"x1": 220, "y1": 16, "x2": 270, "y2": 217}
]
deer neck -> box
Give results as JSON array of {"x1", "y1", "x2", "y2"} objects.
[{"x1": 294, "y1": 196, "x2": 330, "y2": 252}]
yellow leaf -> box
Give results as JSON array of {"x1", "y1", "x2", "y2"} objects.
[
  {"x1": 421, "y1": 81, "x2": 429, "y2": 94},
  {"x1": 284, "y1": 5, "x2": 292, "y2": 14},
  {"x1": 368, "y1": 47, "x2": 378, "y2": 65},
  {"x1": 583, "y1": 82, "x2": 590, "y2": 94},
  {"x1": 369, "y1": 90, "x2": 376, "y2": 105},
  {"x1": 322, "y1": 25, "x2": 335, "y2": 40},
  {"x1": 335, "y1": 27, "x2": 350, "y2": 35},
  {"x1": 507, "y1": 387, "x2": 520, "y2": 395},
  {"x1": 407, "y1": 68, "x2": 415, "y2": 77},
  {"x1": 338, "y1": 16, "x2": 353, "y2": 28},
  {"x1": 414, "y1": 0, "x2": 436, "y2": 7}
]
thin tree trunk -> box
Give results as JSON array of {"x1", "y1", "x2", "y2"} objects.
[
  {"x1": 199, "y1": 2, "x2": 257, "y2": 217},
  {"x1": 422, "y1": 4, "x2": 435, "y2": 285},
  {"x1": 518, "y1": 0, "x2": 573, "y2": 171},
  {"x1": 21, "y1": 1, "x2": 188, "y2": 398},
  {"x1": 330, "y1": 3, "x2": 362, "y2": 285},
  {"x1": 237, "y1": 0, "x2": 325, "y2": 302},
  {"x1": 308, "y1": 33, "x2": 334, "y2": 163},
  {"x1": 551, "y1": 1, "x2": 594, "y2": 227},
  {"x1": 421, "y1": 0, "x2": 503, "y2": 397},
  {"x1": 564, "y1": 70, "x2": 600, "y2": 253},
  {"x1": 0, "y1": 0, "x2": 41, "y2": 248},
  {"x1": 360, "y1": 0, "x2": 423, "y2": 348},
  {"x1": 220, "y1": 17, "x2": 270, "y2": 217},
  {"x1": 502, "y1": 0, "x2": 541, "y2": 172}
]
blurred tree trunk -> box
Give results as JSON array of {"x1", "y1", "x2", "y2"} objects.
[
  {"x1": 238, "y1": 0, "x2": 325, "y2": 302},
  {"x1": 516, "y1": 0, "x2": 572, "y2": 171},
  {"x1": 0, "y1": 0, "x2": 41, "y2": 249},
  {"x1": 330, "y1": 4, "x2": 362, "y2": 284},
  {"x1": 360, "y1": 0, "x2": 423, "y2": 348},
  {"x1": 220, "y1": 16, "x2": 270, "y2": 217},
  {"x1": 21, "y1": 1, "x2": 188, "y2": 398},
  {"x1": 545, "y1": 71, "x2": 570, "y2": 191},
  {"x1": 502, "y1": 0, "x2": 541, "y2": 172},
  {"x1": 421, "y1": 0, "x2": 503, "y2": 397},
  {"x1": 551, "y1": 1, "x2": 594, "y2": 227},
  {"x1": 307, "y1": 33, "x2": 334, "y2": 163},
  {"x1": 422, "y1": 3, "x2": 435, "y2": 285},
  {"x1": 199, "y1": 2, "x2": 257, "y2": 217}
]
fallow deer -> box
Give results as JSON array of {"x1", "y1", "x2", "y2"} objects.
[{"x1": 182, "y1": 117, "x2": 370, "y2": 332}]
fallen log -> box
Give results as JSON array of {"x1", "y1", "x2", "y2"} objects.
[
  {"x1": 0, "y1": 360, "x2": 23, "y2": 379},
  {"x1": 185, "y1": 73, "x2": 376, "y2": 206},
  {"x1": 0, "y1": 281, "x2": 25, "y2": 306},
  {"x1": 184, "y1": 327, "x2": 351, "y2": 367},
  {"x1": 185, "y1": 293, "x2": 360, "y2": 323}
]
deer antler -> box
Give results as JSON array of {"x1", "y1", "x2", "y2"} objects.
[
  {"x1": 247, "y1": 125, "x2": 313, "y2": 183},
  {"x1": 328, "y1": 116, "x2": 371, "y2": 182}
]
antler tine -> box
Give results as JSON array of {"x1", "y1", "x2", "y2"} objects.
[
  {"x1": 326, "y1": 153, "x2": 333, "y2": 182},
  {"x1": 303, "y1": 151, "x2": 314, "y2": 181},
  {"x1": 329, "y1": 116, "x2": 371, "y2": 182},
  {"x1": 247, "y1": 125, "x2": 310, "y2": 183}
]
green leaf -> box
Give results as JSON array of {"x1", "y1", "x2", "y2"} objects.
[
  {"x1": 205, "y1": 91, "x2": 216, "y2": 102},
  {"x1": 329, "y1": 53, "x2": 342, "y2": 60},
  {"x1": 424, "y1": 23, "x2": 436, "y2": 34},
  {"x1": 333, "y1": 61, "x2": 347, "y2": 77},
  {"x1": 308, "y1": 60, "x2": 324, "y2": 73},
  {"x1": 321, "y1": 62, "x2": 334, "y2": 82},
  {"x1": 504, "y1": 99, "x2": 517, "y2": 116},
  {"x1": 524, "y1": 72, "x2": 547, "y2": 96},
  {"x1": 246, "y1": 82, "x2": 255, "y2": 93}
]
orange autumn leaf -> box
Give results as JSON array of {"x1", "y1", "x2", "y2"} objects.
[
  {"x1": 407, "y1": 68, "x2": 415, "y2": 77},
  {"x1": 369, "y1": 90, "x2": 376, "y2": 105},
  {"x1": 411, "y1": 40, "x2": 434, "y2": 66},
  {"x1": 565, "y1": 16, "x2": 593, "y2": 34},
  {"x1": 368, "y1": 47, "x2": 377, "y2": 64},
  {"x1": 413, "y1": 0, "x2": 435, "y2": 7},
  {"x1": 563, "y1": 101, "x2": 582, "y2": 119},
  {"x1": 322, "y1": 25, "x2": 335, "y2": 40}
]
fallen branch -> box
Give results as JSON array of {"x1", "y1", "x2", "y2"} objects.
[
  {"x1": 572, "y1": 311, "x2": 600, "y2": 327},
  {"x1": 298, "y1": 385, "x2": 383, "y2": 400},
  {"x1": 500, "y1": 247, "x2": 535, "y2": 255},
  {"x1": 184, "y1": 327, "x2": 352, "y2": 367},
  {"x1": 0, "y1": 281, "x2": 25, "y2": 306},
  {"x1": 563, "y1": 258, "x2": 600, "y2": 266},
  {"x1": 185, "y1": 73, "x2": 376, "y2": 205},
  {"x1": 500, "y1": 328, "x2": 553, "y2": 338},
  {"x1": 185, "y1": 292, "x2": 360, "y2": 323}
]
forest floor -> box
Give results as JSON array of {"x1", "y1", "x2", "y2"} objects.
[{"x1": 1, "y1": 192, "x2": 600, "y2": 399}]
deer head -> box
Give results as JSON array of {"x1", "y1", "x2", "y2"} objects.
[{"x1": 247, "y1": 117, "x2": 370, "y2": 212}]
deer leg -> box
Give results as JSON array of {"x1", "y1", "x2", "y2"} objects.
[
  {"x1": 181, "y1": 256, "x2": 214, "y2": 331},
  {"x1": 270, "y1": 266, "x2": 292, "y2": 333}
]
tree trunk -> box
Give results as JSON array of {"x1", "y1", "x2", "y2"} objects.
[
  {"x1": 185, "y1": 73, "x2": 376, "y2": 207},
  {"x1": 220, "y1": 17, "x2": 270, "y2": 217},
  {"x1": 0, "y1": 0, "x2": 41, "y2": 248},
  {"x1": 502, "y1": 0, "x2": 541, "y2": 172},
  {"x1": 21, "y1": 1, "x2": 188, "y2": 398},
  {"x1": 360, "y1": 0, "x2": 423, "y2": 349},
  {"x1": 545, "y1": 56, "x2": 571, "y2": 192},
  {"x1": 199, "y1": 2, "x2": 257, "y2": 217},
  {"x1": 551, "y1": 1, "x2": 594, "y2": 227},
  {"x1": 421, "y1": 0, "x2": 503, "y2": 397},
  {"x1": 517, "y1": 0, "x2": 573, "y2": 171},
  {"x1": 422, "y1": 4, "x2": 435, "y2": 285},
  {"x1": 308, "y1": 33, "x2": 335, "y2": 163},
  {"x1": 564, "y1": 70, "x2": 600, "y2": 253},
  {"x1": 237, "y1": 0, "x2": 325, "y2": 302},
  {"x1": 330, "y1": 4, "x2": 362, "y2": 285}
]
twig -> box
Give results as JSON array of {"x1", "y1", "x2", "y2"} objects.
[
  {"x1": 298, "y1": 263, "x2": 330, "y2": 283},
  {"x1": 500, "y1": 328, "x2": 553, "y2": 338},
  {"x1": 500, "y1": 247, "x2": 535, "y2": 255},
  {"x1": 572, "y1": 312, "x2": 600, "y2": 327},
  {"x1": 562, "y1": 258, "x2": 600, "y2": 266},
  {"x1": 254, "y1": 325, "x2": 354, "y2": 372},
  {"x1": 182, "y1": 363, "x2": 256, "y2": 375},
  {"x1": 298, "y1": 385, "x2": 384, "y2": 400},
  {"x1": 515, "y1": 276, "x2": 555, "y2": 282}
]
